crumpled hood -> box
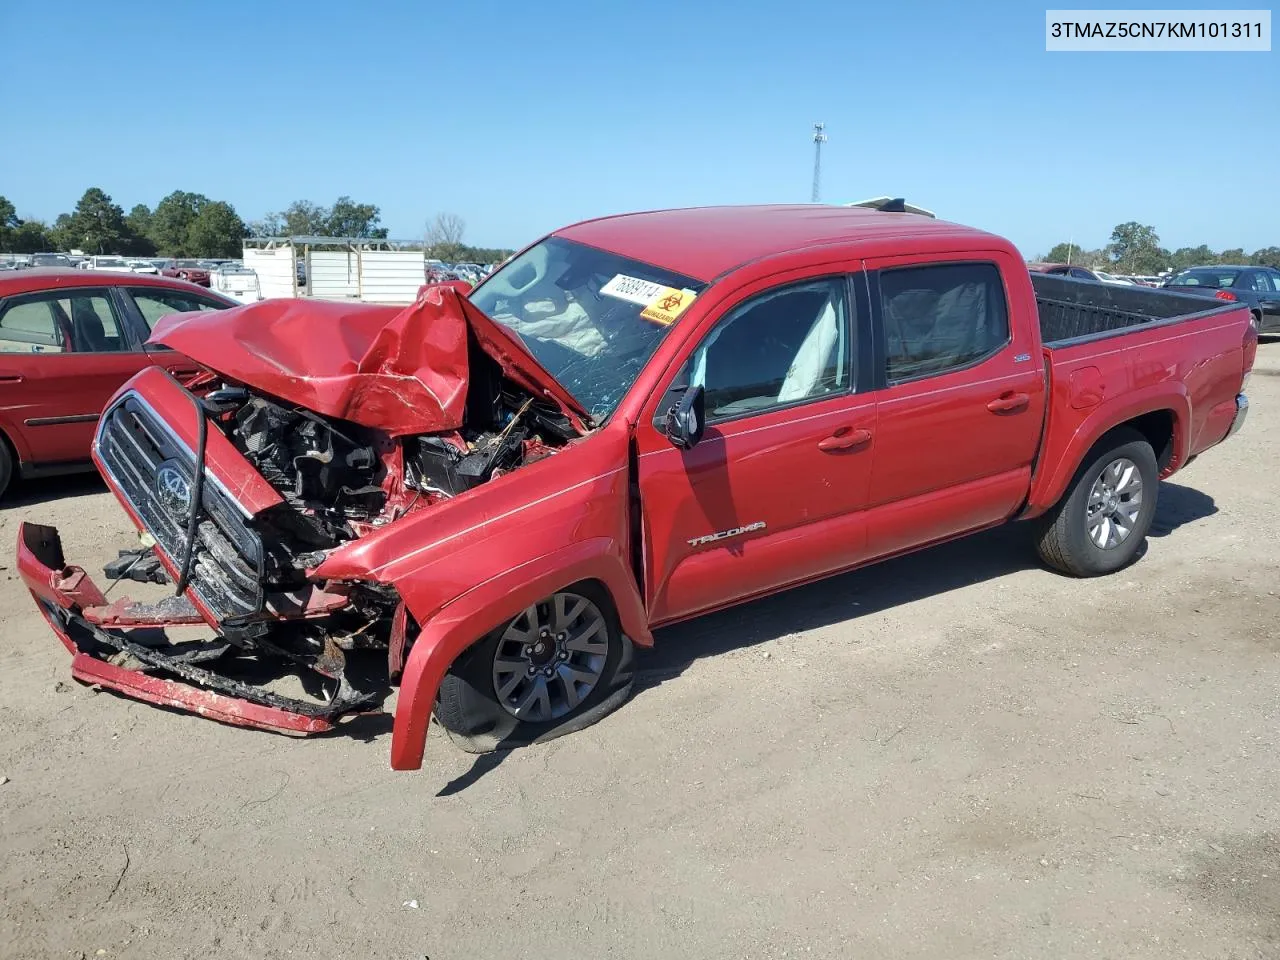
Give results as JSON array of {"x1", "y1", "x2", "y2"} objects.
[{"x1": 150, "y1": 285, "x2": 588, "y2": 436}]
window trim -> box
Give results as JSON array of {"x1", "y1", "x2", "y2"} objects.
[
  {"x1": 0, "y1": 287, "x2": 138, "y2": 354},
  {"x1": 870, "y1": 260, "x2": 1013, "y2": 388},
  {"x1": 649, "y1": 274, "x2": 858, "y2": 429}
]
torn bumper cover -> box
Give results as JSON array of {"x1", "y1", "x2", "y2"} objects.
[{"x1": 18, "y1": 522, "x2": 372, "y2": 736}]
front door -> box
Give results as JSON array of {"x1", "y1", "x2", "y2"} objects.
[
  {"x1": 636, "y1": 272, "x2": 877, "y2": 624},
  {"x1": 861, "y1": 254, "x2": 1047, "y2": 558},
  {"x1": 0, "y1": 288, "x2": 150, "y2": 467}
]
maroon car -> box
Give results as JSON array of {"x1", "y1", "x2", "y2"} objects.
[
  {"x1": 1027, "y1": 262, "x2": 1100, "y2": 282},
  {"x1": 159, "y1": 259, "x2": 212, "y2": 287},
  {"x1": 0, "y1": 269, "x2": 234, "y2": 496}
]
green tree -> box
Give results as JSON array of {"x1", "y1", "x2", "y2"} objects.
[
  {"x1": 1044, "y1": 242, "x2": 1080, "y2": 264},
  {"x1": 56, "y1": 188, "x2": 132, "y2": 254},
  {"x1": 247, "y1": 213, "x2": 284, "y2": 238},
  {"x1": 150, "y1": 191, "x2": 209, "y2": 256},
  {"x1": 1105, "y1": 222, "x2": 1167, "y2": 275},
  {"x1": 1250, "y1": 246, "x2": 1280, "y2": 269},
  {"x1": 126, "y1": 203, "x2": 153, "y2": 241},
  {"x1": 279, "y1": 200, "x2": 329, "y2": 236},
  {"x1": 1218, "y1": 248, "x2": 1247, "y2": 264},
  {"x1": 1167, "y1": 245, "x2": 1216, "y2": 271},
  {"x1": 8, "y1": 220, "x2": 52, "y2": 253},
  {"x1": 47, "y1": 213, "x2": 74, "y2": 251},
  {"x1": 187, "y1": 201, "x2": 246, "y2": 257},
  {"x1": 326, "y1": 196, "x2": 387, "y2": 238},
  {"x1": 0, "y1": 196, "x2": 18, "y2": 230}
]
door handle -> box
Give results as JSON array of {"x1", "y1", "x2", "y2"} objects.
[
  {"x1": 818, "y1": 427, "x2": 872, "y2": 452},
  {"x1": 987, "y1": 392, "x2": 1030, "y2": 413},
  {"x1": 0, "y1": 374, "x2": 23, "y2": 383}
]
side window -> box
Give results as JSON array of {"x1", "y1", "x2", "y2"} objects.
[
  {"x1": 1268, "y1": 271, "x2": 1280, "y2": 293},
  {"x1": 879, "y1": 263, "x2": 1010, "y2": 382},
  {"x1": 1070, "y1": 268, "x2": 1094, "y2": 280},
  {"x1": 0, "y1": 300, "x2": 64, "y2": 353},
  {"x1": 127, "y1": 289, "x2": 227, "y2": 331},
  {"x1": 0, "y1": 291, "x2": 127, "y2": 354},
  {"x1": 52, "y1": 293, "x2": 128, "y2": 352},
  {"x1": 667, "y1": 278, "x2": 851, "y2": 422}
]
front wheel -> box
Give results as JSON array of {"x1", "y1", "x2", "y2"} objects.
[
  {"x1": 1034, "y1": 428, "x2": 1159, "y2": 577},
  {"x1": 434, "y1": 582, "x2": 634, "y2": 753}
]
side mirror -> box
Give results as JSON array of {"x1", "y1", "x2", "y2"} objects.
[{"x1": 663, "y1": 384, "x2": 705, "y2": 450}]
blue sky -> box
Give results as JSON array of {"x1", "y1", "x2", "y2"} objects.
[{"x1": 1, "y1": 1, "x2": 1275, "y2": 256}]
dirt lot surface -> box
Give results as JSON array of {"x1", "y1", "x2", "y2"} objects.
[{"x1": 2, "y1": 344, "x2": 1277, "y2": 960}]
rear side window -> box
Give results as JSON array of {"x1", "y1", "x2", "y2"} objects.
[
  {"x1": 1244, "y1": 271, "x2": 1272, "y2": 293},
  {"x1": 879, "y1": 263, "x2": 1010, "y2": 382},
  {"x1": 127, "y1": 288, "x2": 227, "y2": 330},
  {"x1": 0, "y1": 291, "x2": 129, "y2": 353}
]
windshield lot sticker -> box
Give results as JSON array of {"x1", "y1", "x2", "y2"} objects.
[
  {"x1": 640, "y1": 288, "x2": 697, "y2": 326},
  {"x1": 601, "y1": 274, "x2": 667, "y2": 306}
]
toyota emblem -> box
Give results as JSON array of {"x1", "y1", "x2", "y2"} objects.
[{"x1": 156, "y1": 462, "x2": 193, "y2": 516}]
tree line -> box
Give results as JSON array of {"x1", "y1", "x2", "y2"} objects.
[
  {"x1": 0, "y1": 188, "x2": 513, "y2": 264},
  {"x1": 1040, "y1": 221, "x2": 1280, "y2": 275}
]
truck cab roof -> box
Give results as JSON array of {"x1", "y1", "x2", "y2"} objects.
[{"x1": 554, "y1": 204, "x2": 1003, "y2": 282}]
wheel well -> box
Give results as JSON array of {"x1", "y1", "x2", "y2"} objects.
[
  {"x1": 1111, "y1": 409, "x2": 1176, "y2": 472},
  {"x1": 0, "y1": 426, "x2": 17, "y2": 474}
]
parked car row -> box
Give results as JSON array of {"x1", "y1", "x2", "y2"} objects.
[{"x1": 425, "y1": 259, "x2": 497, "y2": 284}]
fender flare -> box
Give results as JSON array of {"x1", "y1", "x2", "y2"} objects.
[
  {"x1": 1024, "y1": 384, "x2": 1190, "y2": 517},
  {"x1": 390, "y1": 536, "x2": 652, "y2": 771}
]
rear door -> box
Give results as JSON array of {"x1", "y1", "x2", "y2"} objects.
[
  {"x1": 861, "y1": 254, "x2": 1046, "y2": 558},
  {"x1": 1242, "y1": 270, "x2": 1280, "y2": 325},
  {"x1": 0, "y1": 287, "x2": 150, "y2": 466},
  {"x1": 119, "y1": 286, "x2": 234, "y2": 386},
  {"x1": 636, "y1": 269, "x2": 877, "y2": 623}
]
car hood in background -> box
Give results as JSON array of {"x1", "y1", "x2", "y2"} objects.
[{"x1": 149, "y1": 285, "x2": 588, "y2": 436}]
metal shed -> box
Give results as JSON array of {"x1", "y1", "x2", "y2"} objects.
[{"x1": 242, "y1": 237, "x2": 427, "y2": 304}]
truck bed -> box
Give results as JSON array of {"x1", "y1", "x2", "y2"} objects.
[{"x1": 1031, "y1": 274, "x2": 1238, "y2": 347}]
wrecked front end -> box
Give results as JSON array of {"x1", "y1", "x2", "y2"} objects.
[{"x1": 18, "y1": 288, "x2": 583, "y2": 742}]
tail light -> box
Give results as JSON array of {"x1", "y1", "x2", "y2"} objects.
[
  {"x1": 1215, "y1": 290, "x2": 1237, "y2": 301},
  {"x1": 1242, "y1": 312, "x2": 1258, "y2": 389}
]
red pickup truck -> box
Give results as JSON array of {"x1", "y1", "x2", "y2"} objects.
[{"x1": 18, "y1": 206, "x2": 1255, "y2": 772}]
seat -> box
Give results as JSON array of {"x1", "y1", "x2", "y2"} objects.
[
  {"x1": 71, "y1": 299, "x2": 109, "y2": 352},
  {"x1": 777, "y1": 299, "x2": 840, "y2": 401},
  {"x1": 699, "y1": 291, "x2": 824, "y2": 412}
]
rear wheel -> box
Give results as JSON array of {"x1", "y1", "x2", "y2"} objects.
[
  {"x1": 434, "y1": 582, "x2": 634, "y2": 753},
  {"x1": 1035, "y1": 428, "x2": 1158, "y2": 577}
]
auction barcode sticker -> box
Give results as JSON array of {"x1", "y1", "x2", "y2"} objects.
[
  {"x1": 601, "y1": 274, "x2": 667, "y2": 306},
  {"x1": 1046, "y1": 9, "x2": 1271, "y2": 50}
]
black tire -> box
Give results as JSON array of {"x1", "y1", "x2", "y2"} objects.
[
  {"x1": 1034, "y1": 427, "x2": 1159, "y2": 577},
  {"x1": 0, "y1": 439, "x2": 13, "y2": 501},
  {"x1": 434, "y1": 581, "x2": 635, "y2": 753}
]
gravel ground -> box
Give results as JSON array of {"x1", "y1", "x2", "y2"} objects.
[{"x1": 1, "y1": 343, "x2": 1276, "y2": 960}]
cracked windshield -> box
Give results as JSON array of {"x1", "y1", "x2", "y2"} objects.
[{"x1": 469, "y1": 236, "x2": 706, "y2": 420}]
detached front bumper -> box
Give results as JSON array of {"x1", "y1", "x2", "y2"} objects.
[{"x1": 18, "y1": 522, "x2": 350, "y2": 736}]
